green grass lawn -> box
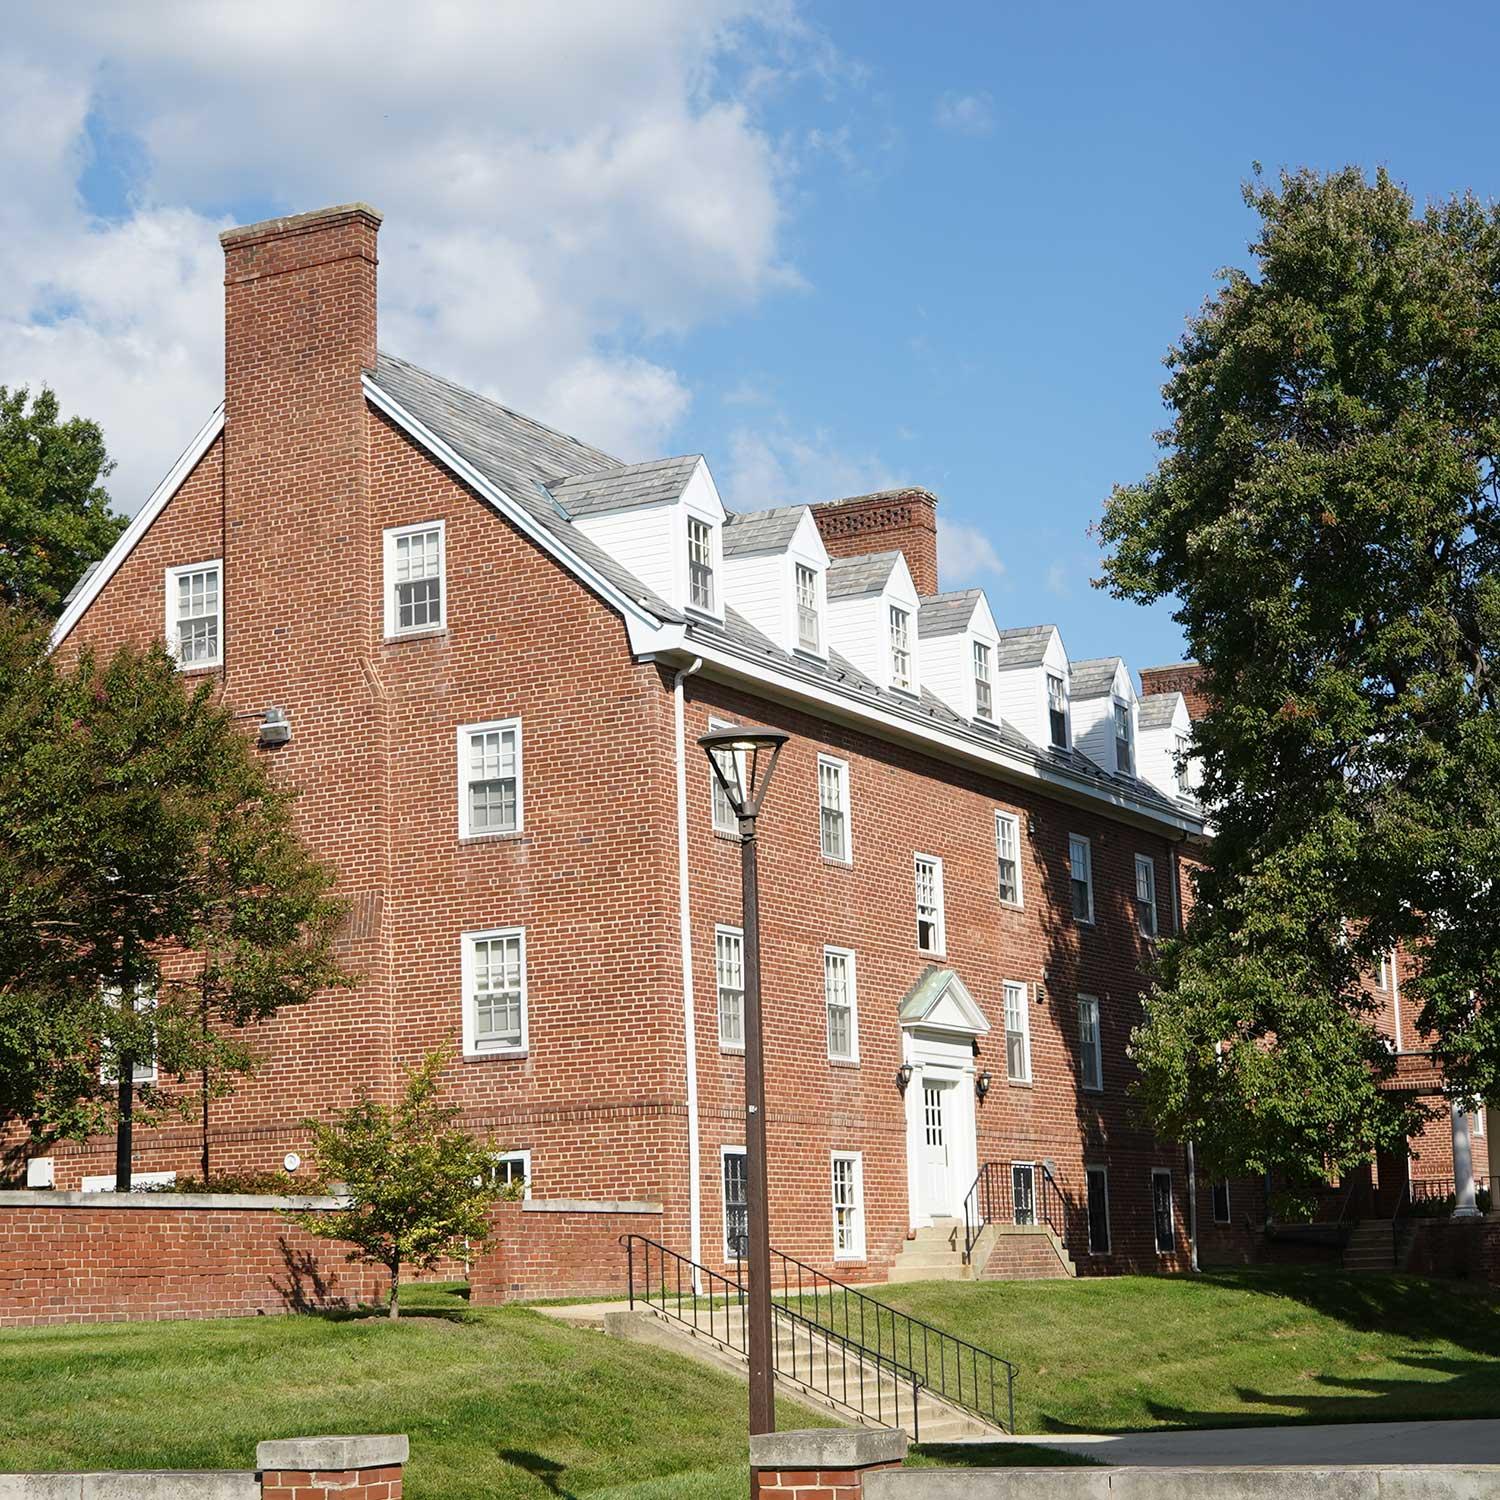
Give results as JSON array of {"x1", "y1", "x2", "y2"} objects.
[{"x1": 860, "y1": 1267, "x2": 1500, "y2": 1434}]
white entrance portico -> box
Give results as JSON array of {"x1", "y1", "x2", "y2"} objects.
[{"x1": 899, "y1": 967, "x2": 991, "y2": 1229}]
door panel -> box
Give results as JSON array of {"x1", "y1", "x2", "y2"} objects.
[{"x1": 920, "y1": 1082, "x2": 952, "y2": 1217}]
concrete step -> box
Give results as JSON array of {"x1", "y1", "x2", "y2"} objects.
[{"x1": 886, "y1": 1263, "x2": 975, "y2": 1283}]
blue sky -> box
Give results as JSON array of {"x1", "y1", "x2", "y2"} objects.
[{"x1": 7, "y1": 2, "x2": 1500, "y2": 673}]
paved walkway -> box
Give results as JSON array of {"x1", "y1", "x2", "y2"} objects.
[{"x1": 990, "y1": 1419, "x2": 1500, "y2": 1466}]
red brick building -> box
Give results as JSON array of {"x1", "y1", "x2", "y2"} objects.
[{"x1": 26, "y1": 202, "x2": 1224, "y2": 1284}]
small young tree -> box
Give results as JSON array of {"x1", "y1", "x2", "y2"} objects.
[{"x1": 292, "y1": 1049, "x2": 512, "y2": 1318}]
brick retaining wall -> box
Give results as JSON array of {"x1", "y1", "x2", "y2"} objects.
[
  {"x1": 0, "y1": 1192, "x2": 385, "y2": 1328},
  {"x1": 1405, "y1": 1211, "x2": 1500, "y2": 1282}
]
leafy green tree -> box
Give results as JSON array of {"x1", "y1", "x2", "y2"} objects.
[
  {"x1": 1099, "y1": 166, "x2": 1500, "y2": 1203},
  {"x1": 0, "y1": 607, "x2": 352, "y2": 1186},
  {"x1": 0, "y1": 386, "x2": 125, "y2": 616},
  {"x1": 292, "y1": 1050, "x2": 512, "y2": 1317}
]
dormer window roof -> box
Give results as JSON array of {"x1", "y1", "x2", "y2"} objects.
[
  {"x1": 719, "y1": 504, "x2": 829, "y2": 659},
  {"x1": 917, "y1": 588, "x2": 999, "y2": 725},
  {"x1": 825, "y1": 550, "x2": 920, "y2": 691}
]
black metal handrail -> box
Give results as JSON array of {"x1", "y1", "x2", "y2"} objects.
[
  {"x1": 622, "y1": 1234, "x2": 934, "y2": 1439},
  {"x1": 1411, "y1": 1174, "x2": 1490, "y2": 1206},
  {"x1": 963, "y1": 1161, "x2": 1071, "y2": 1262},
  {"x1": 767, "y1": 1244, "x2": 1016, "y2": 1435}
]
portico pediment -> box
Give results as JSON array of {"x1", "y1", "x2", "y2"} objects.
[{"x1": 898, "y1": 966, "x2": 991, "y2": 1036}]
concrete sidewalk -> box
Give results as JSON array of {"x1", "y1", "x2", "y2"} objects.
[{"x1": 986, "y1": 1419, "x2": 1500, "y2": 1466}]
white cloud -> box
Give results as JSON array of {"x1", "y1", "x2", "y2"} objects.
[
  {"x1": 0, "y1": 2, "x2": 832, "y2": 513},
  {"x1": 934, "y1": 90, "x2": 995, "y2": 137},
  {"x1": 936, "y1": 517, "x2": 1005, "y2": 586},
  {"x1": 1045, "y1": 561, "x2": 1070, "y2": 597},
  {"x1": 722, "y1": 423, "x2": 894, "y2": 510}
]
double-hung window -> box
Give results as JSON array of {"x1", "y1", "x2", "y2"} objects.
[
  {"x1": 709, "y1": 717, "x2": 739, "y2": 835},
  {"x1": 384, "y1": 521, "x2": 445, "y2": 636},
  {"x1": 818, "y1": 755, "x2": 850, "y2": 862},
  {"x1": 1003, "y1": 980, "x2": 1030, "y2": 1083},
  {"x1": 995, "y1": 811, "x2": 1022, "y2": 906},
  {"x1": 914, "y1": 854, "x2": 945, "y2": 953},
  {"x1": 687, "y1": 517, "x2": 715, "y2": 612},
  {"x1": 824, "y1": 947, "x2": 858, "y2": 1062},
  {"x1": 889, "y1": 606, "x2": 913, "y2": 692},
  {"x1": 1211, "y1": 1179, "x2": 1231, "y2": 1224},
  {"x1": 1079, "y1": 995, "x2": 1103, "y2": 1091},
  {"x1": 458, "y1": 719, "x2": 522, "y2": 837},
  {"x1": 1086, "y1": 1166, "x2": 1111, "y2": 1254},
  {"x1": 165, "y1": 560, "x2": 222, "y2": 669},
  {"x1": 973, "y1": 640, "x2": 993, "y2": 721},
  {"x1": 831, "y1": 1152, "x2": 865, "y2": 1259},
  {"x1": 1047, "y1": 672, "x2": 1068, "y2": 748},
  {"x1": 1069, "y1": 835, "x2": 1094, "y2": 924},
  {"x1": 795, "y1": 563, "x2": 820, "y2": 651},
  {"x1": 722, "y1": 1148, "x2": 748, "y2": 1259},
  {"x1": 1114, "y1": 699, "x2": 1134, "y2": 774},
  {"x1": 462, "y1": 927, "x2": 526, "y2": 1055},
  {"x1": 1174, "y1": 732, "x2": 1192, "y2": 795},
  {"x1": 99, "y1": 986, "x2": 158, "y2": 1086},
  {"x1": 1134, "y1": 854, "x2": 1158, "y2": 938},
  {"x1": 716, "y1": 927, "x2": 745, "y2": 1050}
]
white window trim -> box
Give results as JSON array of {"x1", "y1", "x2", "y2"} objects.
[
  {"x1": 99, "y1": 987, "x2": 158, "y2": 1087},
  {"x1": 1134, "y1": 853, "x2": 1158, "y2": 939},
  {"x1": 1079, "y1": 993, "x2": 1103, "y2": 1093},
  {"x1": 888, "y1": 604, "x2": 915, "y2": 693},
  {"x1": 824, "y1": 945, "x2": 860, "y2": 1064},
  {"x1": 1003, "y1": 979, "x2": 1032, "y2": 1085},
  {"x1": 995, "y1": 810, "x2": 1024, "y2": 908},
  {"x1": 831, "y1": 1150, "x2": 866, "y2": 1260},
  {"x1": 794, "y1": 561, "x2": 823, "y2": 656},
  {"x1": 1113, "y1": 696, "x2": 1134, "y2": 775},
  {"x1": 1086, "y1": 1164, "x2": 1111, "y2": 1254},
  {"x1": 456, "y1": 717, "x2": 524, "y2": 840},
  {"x1": 1045, "y1": 670, "x2": 1071, "y2": 750},
  {"x1": 972, "y1": 638, "x2": 994, "y2": 722},
  {"x1": 708, "y1": 715, "x2": 739, "y2": 836},
  {"x1": 164, "y1": 559, "x2": 223, "y2": 671},
  {"x1": 1069, "y1": 834, "x2": 1095, "y2": 926},
  {"x1": 383, "y1": 519, "x2": 447, "y2": 638},
  {"x1": 720, "y1": 1144, "x2": 747, "y2": 1260},
  {"x1": 817, "y1": 753, "x2": 852, "y2": 864},
  {"x1": 460, "y1": 925, "x2": 528, "y2": 1058},
  {"x1": 914, "y1": 852, "x2": 946, "y2": 955},
  {"x1": 1152, "y1": 1167, "x2": 1175, "y2": 1254},
  {"x1": 683, "y1": 508, "x2": 722, "y2": 620},
  {"x1": 81, "y1": 1170, "x2": 176, "y2": 1193},
  {"x1": 1211, "y1": 1177, "x2": 1231, "y2": 1224},
  {"x1": 492, "y1": 1149, "x2": 532, "y2": 1200},
  {"x1": 715, "y1": 923, "x2": 746, "y2": 1053}
]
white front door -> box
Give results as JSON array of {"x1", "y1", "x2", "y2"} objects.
[{"x1": 919, "y1": 1080, "x2": 956, "y2": 1218}]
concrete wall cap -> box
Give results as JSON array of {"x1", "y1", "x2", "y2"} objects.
[
  {"x1": 254, "y1": 1436, "x2": 408, "y2": 1472},
  {"x1": 0, "y1": 1191, "x2": 347, "y2": 1211},
  {"x1": 750, "y1": 1427, "x2": 908, "y2": 1470},
  {"x1": 0, "y1": 1475, "x2": 257, "y2": 1499},
  {"x1": 520, "y1": 1198, "x2": 663, "y2": 1214}
]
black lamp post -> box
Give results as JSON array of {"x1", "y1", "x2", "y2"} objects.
[{"x1": 699, "y1": 722, "x2": 789, "y2": 1438}]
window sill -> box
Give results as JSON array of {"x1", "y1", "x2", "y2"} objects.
[
  {"x1": 833, "y1": 1254, "x2": 866, "y2": 1265},
  {"x1": 458, "y1": 830, "x2": 527, "y2": 846},
  {"x1": 177, "y1": 662, "x2": 223, "y2": 677},
  {"x1": 820, "y1": 855, "x2": 853, "y2": 869},
  {"x1": 711, "y1": 827, "x2": 743, "y2": 844},
  {"x1": 918, "y1": 948, "x2": 947, "y2": 961},
  {"x1": 999, "y1": 899, "x2": 1024, "y2": 912},
  {"x1": 1008, "y1": 1078, "x2": 1033, "y2": 1090},
  {"x1": 828, "y1": 1056, "x2": 861, "y2": 1070},
  {"x1": 462, "y1": 1049, "x2": 528, "y2": 1063},
  {"x1": 719, "y1": 1045, "x2": 745, "y2": 1057},
  {"x1": 385, "y1": 627, "x2": 449, "y2": 644},
  {"x1": 1081, "y1": 1085, "x2": 1104, "y2": 1095}
]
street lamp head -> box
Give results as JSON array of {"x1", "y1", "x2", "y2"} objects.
[{"x1": 698, "y1": 724, "x2": 790, "y2": 821}]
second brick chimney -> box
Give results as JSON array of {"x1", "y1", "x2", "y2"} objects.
[{"x1": 811, "y1": 487, "x2": 940, "y2": 596}]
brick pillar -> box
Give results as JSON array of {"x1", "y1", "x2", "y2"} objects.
[
  {"x1": 749, "y1": 1429, "x2": 907, "y2": 1498},
  {"x1": 812, "y1": 488, "x2": 940, "y2": 596},
  {"x1": 258, "y1": 1435, "x2": 407, "y2": 1499}
]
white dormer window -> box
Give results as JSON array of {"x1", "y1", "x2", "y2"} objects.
[
  {"x1": 688, "y1": 517, "x2": 715, "y2": 612},
  {"x1": 166, "y1": 560, "x2": 222, "y2": 670},
  {"x1": 890, "y1": 606, "x2": 913, "y2": 692},
  {"x1": 973, "y1": 640, "x2": 993, "y2": 721},
  {"x1": 796, "y1": 563, "x2": 820, "y2": 652},
  {"x1": 1047, "y1": 672, "x2": 1068, "y2": 748},
  {"x1": 384, "y1": 521, "x2": 445, "y2": 636},
  {"x1": 1174, "y1": 732, "x2": 1191, "y2": 795},
  {"x1": 1114, "y1": 700, "x2": 1134, "y2": 774}
]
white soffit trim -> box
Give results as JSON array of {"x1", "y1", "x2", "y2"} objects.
[
  {"x1": 362, "y1": 375, "x2": 661, "y2": 635},
  {"x1": 663, "y1": 636, "x2": 1204, "y2": 837},
  {"x1": 49, "y1": 404, "x2": 226, "y2": 652}
]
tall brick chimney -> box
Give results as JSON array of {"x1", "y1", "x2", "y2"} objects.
[
  {"x1": 1140, "y1": 662, "x2": 1211, "y2": 720},
  {"x1": 811, "y1": 487, "x2": 940, "y2": 596},
  {"x1": 218, "y1": 202, "x2": 393, "y2": 1100}
]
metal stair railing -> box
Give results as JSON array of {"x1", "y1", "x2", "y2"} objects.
[
  {"x1": 623, "y1": 1234, "x2": 931, "y2": 1439},
  {"x1": 768, "y1": 1244, "x2": 1017, "y2": 1435},
  {"x1": 963, "y1": 1161, "x2": 1072, "y2": 1263}
]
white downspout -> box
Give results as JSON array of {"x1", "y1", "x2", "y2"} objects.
[
  {"x1": 674, "y1": 658, "x2": 704, "y2": 1283},
  {"x1": 1186, "y1": 1140, "x2": 1201, "y2": 1272}
]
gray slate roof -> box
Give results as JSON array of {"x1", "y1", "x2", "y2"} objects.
[
  {"x1": 1070, "y1": 656, "x2": 1124, "y2": 699},
  {"x1": 62, "y1": 560, "x2": 102, "y2": 606},
  {"x1": 826, "y1": 551, "x2": 902, "y2": 600},
  {"x1": 547, "y1": 455, "x2": 701, "y2": 518},
  {"x1": 723, "y1": 505, "x2": 808, "y2": 557},
  {"x1": 368, "y1": 352, "x2": 681, "y2": 622},
  {"x1": 917, "y1": 590, "x2": 981, "y2": 638},
  {"x1": 1139, "y1": 692, "x2": 1185, "y2": 730},
  {"x1": 994, "y1": 624, "x2": 1057, "y2": 670}
]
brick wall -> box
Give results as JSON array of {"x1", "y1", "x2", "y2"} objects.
[
  {"x1": 469, "y1": 1198, "x2": 664, "y2": 1304},
  {"x1": 1139, "y1": 662, "x2": 1210, "y2": 720},
  {"x1": 0, "y1": 1193, "x2": 385, "y2": 1328},
  {"x1": 1405, "y1": 1214, "x2": 1500, "y2": 1283}
]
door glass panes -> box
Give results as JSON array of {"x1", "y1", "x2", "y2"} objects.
[
  {"x1": 1012, "y1": 1163, "x2": 1035, "y2": 1226},
  {"x1": 923, "y1": 1085, "x2": 945, "y2": 1148}
]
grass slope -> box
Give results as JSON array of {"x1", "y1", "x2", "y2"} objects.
[{"x1": 868, "y1": 1267, "x2": 1500, "y2": 1434}]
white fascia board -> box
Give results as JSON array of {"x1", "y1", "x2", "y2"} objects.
[
  {"x1": 635, "y1": 629, "x2": 1204, "y2": 837},
  {"x1": 362, "y1": 375, "x2": 663, "y2": 635},
  {"x1": 49, "y1": 404, "x2": 226, "y2": 652}
]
